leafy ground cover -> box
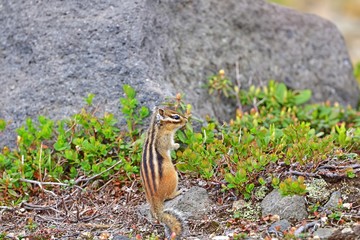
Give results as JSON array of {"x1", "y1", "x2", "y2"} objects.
[{"x1": 0, "y1": 72, "x2": 359, "y2": 239}]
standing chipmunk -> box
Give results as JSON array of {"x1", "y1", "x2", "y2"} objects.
[{"x1": 140, "y1": 107, "x2": 188, "y2": 239}]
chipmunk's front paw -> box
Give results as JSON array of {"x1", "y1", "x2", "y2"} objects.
[{"x1": 172, "y1": 143, "x2": 180, "y2": 150}]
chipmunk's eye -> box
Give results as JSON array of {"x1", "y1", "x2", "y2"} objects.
[{"x1": 171, "y1": 114, "x2": 180, "y2": 120}]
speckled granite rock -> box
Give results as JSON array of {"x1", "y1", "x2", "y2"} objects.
[{"x1": 0, "y1": 0, "x2": 358, "y2": 147}]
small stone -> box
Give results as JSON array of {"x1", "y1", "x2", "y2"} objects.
[
  {"x1": 268, "y1": 219, "x2": 291, "y2": 233},
  {"x1": 232, "y1": 199, "x2": 246, "y2": 210},
  {"x1": 169, "y1": 186, "x2": 211, "y2": 220},
  {"x1": 341, "y1": 227, "x2": 354, "y2": 234},
  {"x1": 5, "y1": 233, "x2": 15, "y2": 238},
  {"x1": 99, "y1": 232, "x2": 110, "y2": 240},
  {"x1": 211, "y1": 236, "x2": 229, "y2": 240},
  {"x1": 80, "y1": 232, "x2": 92, "y2": 238},
  {"x1": 270, "y1": 214, "x2": 280, "y2": 222},
  {"x1": 112, "y1": 236, "x2": 130, "y2": 240},
  {"x1": 197, "y1": 180, "x2": 207, "y2": 187},
  {"x1": 320, "y1": 216, "x2": 328, "y2": 224},
  {"x1": 323, "y1": 191, "x2": 342, "y2": 210},
  {"x1": 261, "y1": 189, "x2": 307, "y2": 222},
  {"x1": 353, "y1": 223, "x2": 360, "y2": 235},
  {"x1": 313, "y1": 228, "x2": 336, "y2": 239},
  {"x1": 342, "y1": 203, "x2": 352, "y2": 209}
]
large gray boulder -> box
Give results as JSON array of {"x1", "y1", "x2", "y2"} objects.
[{"x1": 0, "y1": 0, "x2": 358, "y2": 147}]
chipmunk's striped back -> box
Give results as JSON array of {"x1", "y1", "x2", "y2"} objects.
[
  {"x1": 141, "y1": 110, "x2": 160, "y2": 200},
  {"x1": 140, "y1": 107, "x2": 188, "y2": 239}
]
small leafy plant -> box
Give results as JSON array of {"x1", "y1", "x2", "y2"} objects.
[
  {"x1": 120, "y1": 84, "x2": 150, "y2": 140},
  {"x1": 0, "y1": 77, "x2": 359, "y2": 206},
  {"x1": 0, "y1": 85, "x2": 149, "y2": 203},
  {"x1": 278, "y1": 176, "x2": 307, "y2": 196},
  {"x1": 175, "y1": 71, "x2": 360, "y2": 199}
]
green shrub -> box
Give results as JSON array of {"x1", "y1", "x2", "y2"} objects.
[
  {"x1": 0, "y1": 76, "x2": 359, "y2": 203},
  {"x1": 0, "y1": 85, "x2": 149, "y2": 203}
]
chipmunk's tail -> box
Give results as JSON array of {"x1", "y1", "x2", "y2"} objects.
[{"x1": 152, "y1": 201, "x2": 185, "y2": 239}]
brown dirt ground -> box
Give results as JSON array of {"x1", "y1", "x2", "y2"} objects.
[{"x1": 0, "y1": 170, "x2": 359, "y2": 239}]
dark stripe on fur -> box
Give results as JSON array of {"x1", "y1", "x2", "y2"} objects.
[
  {"x1": 156, "y1": 149, "x2": 164, "y2": 179},
  {"x1": 142, "y1": 117, "x2": 156, "y2": 196},
  {"x1": 149, "y1": 127, "x2": 157, "y2": 193},
  {"x1": 141, "y1": 132, "x2": 151, "y2": 196}
]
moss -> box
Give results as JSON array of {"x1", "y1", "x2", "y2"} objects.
[
  {"x1": 254, "y1": 185, "x2": 269, "y2": 200},
  {"x1": 233, "y1": 200, "x2": 262, "y2": 221},
  {"x1": 305, "y1": 178, "x2": 330, "y2": 203}
]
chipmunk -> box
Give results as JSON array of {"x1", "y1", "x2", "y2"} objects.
[{"x1": 140, "y1": 107, "x2": 188, "y2": 239}]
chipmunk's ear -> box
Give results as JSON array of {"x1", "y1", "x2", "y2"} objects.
[
  {"x1": 156, "y1": 107, "x2": 165, "y2": 125},
  {"x1": 158, "y1": 108, "x2": 165, "y2": 116}
]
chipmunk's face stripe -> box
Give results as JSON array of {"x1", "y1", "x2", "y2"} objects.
[
  {"x1": 161, "y1": 116, "x2": 184, "y2": 124},
  {"x1": 170, "y1": 114, "x2": 180, "y2": 120}
]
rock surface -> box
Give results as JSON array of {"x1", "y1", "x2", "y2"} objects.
[
  {"x1": 323, "y1": 191, "x2": 342, "y2": 210},
  {"x1": 328, "y1": 224, "x2": 360, "y2": 240},
  {"x1": 268, "y1": 219, "x2": 291, "y2": 233},
  {"x1": 313, "y1": 227, "x2": 337, "y2": 240},
  {"x1": 164, "y1": 186, "x2": 211, "y2": 220},
  {"x1": 261, "y1": 189, "x2": 308, "y2": 222},
  {"x1": 0, "y1": 0, "x2": 358, "y2": 147},
  {"x1": 139, "y1": 186, "x2": 211, "y2": 221}
]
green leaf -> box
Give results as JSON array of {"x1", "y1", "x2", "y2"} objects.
[
  {"x1": 139, "y1": 106, "x2": 150, "y2": 119},
  {"x1": 123, "y1": 84, "x2": 136, "y2": 99},
  {"x1": 275, "y1": 83, "x2": 287, "y2": 104},
  {"x1": 70, "y1": 167, "x2": 78, "y2": 178},
  {"x1": 224, "y1": 173, "x2": 235, "y2": 184},
  {"x1": 0, "y1": 119, "x2": 6, "y2": 131},
  {"x1": 294, "y1": 90, "x2": 312, "y2": 105},
  {"x1": 353, "y1": 61, "x2": 360, "y2": 79},
  {"x1": 85, "y1": 93, "x2": 95, "y2": 106},
  {"x1": 244, "y1": 192, "x2": 251, "y2": 199},
  {"x1": 8, "y1": 189, "x2": 20, "y2": 197},
  {"x1": 64, "y1": 149, "x2": 77, "y2": 161},
  {"x1": 92, "y1": 164, "x2": 101, "y2": 173},
  {"x1": 258, "y1": 177, "x2": 266, "y2": 185},
  {"x1": 235, "y1": 168, "x2": 247, "y2": 183},
  {"x1": 81, "y1": 161, "x2": 91, "y2": 172},
  {"x1": 177, "y1": 131, "x2": 186, "y2": 144},
  {"x1": 54, "y1": 139, "x2": 69, "y2": 151},
  {"x1": 245, "y1": 183, "x2": 254, "y2": 193},
  {"x1": 346, "y1": 168, "x2": 356, "y2": 178},
  {"x1": 272, "y1": 177, "x2": 280, "y2": 187}
]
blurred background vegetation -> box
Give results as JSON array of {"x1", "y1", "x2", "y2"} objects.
[{"x1": 268, "y1": 0, "x2": 360, "y2": 66}]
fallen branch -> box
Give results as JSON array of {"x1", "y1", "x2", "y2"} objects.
[
  {"x1": 287, "y1": 170, "x2": 318, "y2": 177},
  {"x1": 77, "y1": 222, "x2": 112, "y2": 229},
  {"x1": 0, "y1": 206, "x2": 15, "y2": 210},
  {"x1": 22, "y1": 202, "x2": 62, "y2": 213},
  {"x1": 318, "y1": 168, "x2": 360, "y2": 178},
  {"x1": 19, "y1": 158, "x2": 123, "y2": 195},
  {"x1": 317, "y1": 164, "x2": 360, "y2": 170},
  {"x1": 19, "y1": 178, "x2": 61, "y2": 196},
  {"x1": 20, "y1": 178, "x2": 68, "y2": 186},
  {"x1": 294, "y1": 220, "x2": 322, "y2": 236},
  {"x1": 74, "y1": 158, "x2": 123, "y2": 185}
]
